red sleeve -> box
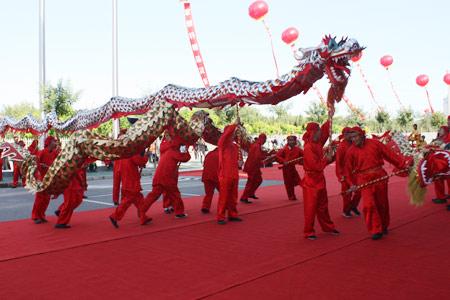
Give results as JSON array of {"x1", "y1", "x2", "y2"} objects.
[
  {"x1": 131, "y1": 154, "x2": 148, "y2": 167},
  {"x1": 174, "y1": 151, "x2": 191, "y2": 163},
  {"x1": 303, "y1": 145, "x2": 327, "y2": 172},
  {"x1": 319, "y1": 120, "x2": 331, "y2": 146},
  {"x1": 218, "y1": 124, "x2": 237, "y2": 150},
  {"x1": 343, "y1": 149, "x2": 356, "y2": 186},
  {"x1": 276, "y1": 148, "x2": 286, "y2": 163},
  {"x1": 378, "y1": 140, "x2": 407, "y2": 169},
  {"x1": 335, "y1": 144, "x2": 346, "y2": 179}
]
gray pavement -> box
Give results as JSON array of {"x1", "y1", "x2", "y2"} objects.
[{"x1": 0, "y1": 173, "x2": 283, "y2": 222}]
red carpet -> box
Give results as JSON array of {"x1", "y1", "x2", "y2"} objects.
[{"x1": 0, "y1": 165, "x2": 448, "y2": 299}]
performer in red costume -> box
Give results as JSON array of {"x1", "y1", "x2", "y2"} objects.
[
  {"x1": 54, "y1": 168, "x2": 86, "y2": 229},
  {"x1": 140, "y1": 138, "x2": 191, "y2": 222},
  {"x1": 0, "y1": 148, "x2": 3, "y2": 182},
  {"x1": 240, "y1": 133, "x2": 268, "y2": 204},
  {"x1": 28, "y1": 139, "x2": 39, "y2": 155},
  {"x1": 301, "y1": 121, "x2": 338, "y2": 240},
  {"x1": 217, "y1": 124, "x2": 243, "y2": 224},
  {"x1": 431, "y1": 125, "x2": 450, "y2": 204},
  {"x1": 31, "y1": 136, "x2": 58, "y2": 224},
  {"x1": 12, "y1": 137, "x2": 25, "y2": 188},
  {"x1": 201, "y1": 147, "x2": 219, "y2": 213},
  {"x1": 345, "y1": 126, "x2": 411, "y2": 240},
  {"x1": 109, "y1": 151, "x2": 150, "y2": 228},
  {"x1": 276, "y1": 135, "x2": 303, "y2": 201},
  {"x1": 335, "y1": 127, "x2": 361, "y2": 217},
  {"x1": 112, "y1": 129, "x2": 128, "y2": 206}
]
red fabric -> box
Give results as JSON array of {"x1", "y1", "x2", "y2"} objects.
[
  {"x1": 335, "y1": 140, "x2": 351, "y2": 180},
  {"x1": 241, "y1": 172, "x2": 263, "y2": 199},
  {"x1": 201, "y1": 148, "x2": 219, "y2": 183},
  {"x1": 31, "y1": 192, "x2": 51, "y2": 220},
  {"x1": 121, "y1": 154, "x2": 148, "y2": 191},
  {"x1": 110, "y1": 190, "x2": 143, "y2": 221},
  {"x1": 152, "y1": 141, "x2": 190, "y2": 187},
  {"x1": 302, "y1": 185, "x2": 336, "y2": 237},
  {"x1": 433, "y1": 178, "x2": 450, "y2": 200},
  {"x1": 112, "y1": 160, "x2": 122, "y2": 203},
  {"x1": 344, "y1": 138, "x2": 407, "y2": 234},
  {"x1": 0, "y1": 149, "x2": 3, "y2": 181},
  {"x1": 12, "y1": 162, "x2": 24, "y2": 187},
  {"x1": 56, "y1": 170, "x2": 85, "y2": 225},
  {"x1": 218, "y1": 124, "x2": 239, "y2": 180},
  {"x1": 340, "y1": 181, "x2": 361, "y2": 213},
  {"x1": 141, "y1": 184, "x2": 185, "y2": 221},
  {"x1": 27, "y1": 140, "x2": 39, "y2": 155},
  {"x1": 36, "y1": 148, "x2": 58, "y2": 179},
  {"x1": 217, "y1": 178, "x2": 238, "y2": 221},
  {"x1": 276, "y1": 145, "x2": 303, "y2": 199},
  {"x1": 202, "y1": 180, "x2": 219, "y2": 210},
  {"x1": 242, "y1": 134, "x2": 267, "y2": 199}
]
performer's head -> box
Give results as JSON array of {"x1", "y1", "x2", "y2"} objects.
[
  {"x1": 258, "y1": 133, "x2": 267, "y2": 144},
  {"x1": 13, "y1": 136, "x2": 19, "y2": 143},
  {"x1": 303, "y1": 122, "x2": 321, "y2": 143},
  {"x1": 349, "y1": 126, "x2": 366, "y2": 147},
  {"x1": 44, "y1": 136, "x2": 57, "y2": 151},
  {"x1": 438, "y1": 125, "x2": 449, "y2": 139},
  {"x1": 287, "y1": 135, "x2": 297, "y2": 147},
  {"x1": 342, "y1": 127, "x2": 352, "y2": 142},
  {"x1": 413, "y1": 124, "x2": 418, "y2": 130}
]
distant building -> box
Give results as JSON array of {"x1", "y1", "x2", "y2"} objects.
[{"x1": 443, "y1": 95, "x2": 450, "y2": 115}]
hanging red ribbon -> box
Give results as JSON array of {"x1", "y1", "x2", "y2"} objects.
[
  {"x1": 342, "y1": 94, "x2": 365, "y2": 120},
  {"x1": 312, "y1": 86, "x2": 326, "y2": 105},
  {"x1": 425, "y1": 88, "x2": 434, "y2": 113},
  {"x1": 261, "y1": 19, "x2": 280, "y2": 78},
  {"x1": 182, "y1": 1, "x2": 210, "y2": 87},
  {"x1": 356, "y1": 63, "x2": 382, "y2": 111},
  {"x1": 384, "y1": 68, "x2": 405, "y2": 110}
]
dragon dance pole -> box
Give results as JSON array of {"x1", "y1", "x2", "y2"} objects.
[
  {"x1": 38, "y1": 0, "x2": 46, "y2": 147},
  {"x1": 342, "y1": 167, "x2": 410, "y2": 194},
  {"x1": 112, "y1": 0, "x2": 120, "y2": 138}
]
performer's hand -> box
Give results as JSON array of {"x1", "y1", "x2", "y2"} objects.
[
  {"x1": 347, "y1": 185, "x2": 357, "y2": 193},
  {"x1": 238, "y1": 160, "x2": 244, "y2": 168},
  {"x1": 340, "y1": 176, "x2": 345, "y2": 182}
]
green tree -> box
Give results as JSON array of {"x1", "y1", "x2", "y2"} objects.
[
  {"x1": 305, "y1": 102, "x2": 327, "y2": 124},
  {"x1": 396, "y1": 109, "x2": 414, "y2": 131},
  {"x1": 43, "y1": 79, "x2": 80, "y2": 120},
  {"x1": 375, "y1": 109, "x2": 390, "y2": 132},
  {"x1": 0, "y1": 101, "x2": 40, "y2": 120},
  {"x1": 430, "y1": 112, "x2": 445, "y2": 129}
]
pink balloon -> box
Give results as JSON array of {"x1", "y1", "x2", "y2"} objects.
[
  {"x1": 444, "y1": 73, "x2": 450, "y2": 85},
  {"x1": 281, "y1": 27, "x2": 299, "y2": 45},
  {"x1": 380, "y1": 55, "x2": 393, "y2": 68},
  {"x1": 416, "y1": 74, "x2": 429, "y2": 87},
  {"x1": 248, "y1": 1, "x2": 269, "y2": 21},
  {"x1": 351, "y1": 52, "x2": 362, "y2": 62}
]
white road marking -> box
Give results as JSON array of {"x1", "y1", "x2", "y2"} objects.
[{"x1": 83, "y1": 199, "x2": 114, "y2": 206}]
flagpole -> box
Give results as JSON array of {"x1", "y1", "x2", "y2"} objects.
[
  {"x1": 112, "y1": 0, "x2": 120, "y2": 138},
  {"x1": 39, "y1": 0, "x2": 46, "y2": 145}
]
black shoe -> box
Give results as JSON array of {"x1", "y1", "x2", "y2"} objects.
[
  {"x1": 249, "y1": 195, "x2": 259, "y2": 199},
  {"x1": 432, "y1": 198, "x2": 446, "y2": 204},
  {"x1": 11, "y1": 185, "x2": 17, "y2": 189},
  {"x1": 201, "y1": 208, "x2": 210, "y2": 214},
  {"x1": 113, "y1": 201, "x2": 119, "y2": 206},
  {"x1": 351, "y1": 207, "x2": 361, "y2": 216},
  {"x1": 54, "y1": 210, "x2": 60, "y2": 217},
  {"x1": 228, "y1": 217, "x2": 243, "y2": 222},
  {"x1": 40, "y1": 218, "x2": 48, "y2": 223},
  {"x1": 329, "y1": 229, "x2": 340, "y2": 236},
  {"x1": 34, "y1": 219, "x2": 43, "y2": 224},
  {"x1": 109, "y1": 216, "x2": 119, "y2": 228},
  {"x1": 83, "y1": 195, "x2": 88, "y2": 199},
  {"x1": 164, "y1": 208, "x2": 172, "y2": 214},
  {"x1": 141, "y1": 217, "x2": 152, "y2": 225},
  {"x1": 240, "y1": 198, "x2": 253, "y2": 204},
  {"x1": 217, "y1": 220, "x2": 227, "y2": 225},
  {"x1": 306, "y1": 235, "x2": 317, "y2": 241},
  {"x1": 342, "y1": 212, "x2": 352, "y2": 218},
  {"x1": 382, "y1": 229, "x2": 389, "y2": 235},
  {"x1": 371, "y1": 233, "x2": 383, "y2": 240},
  {"x1": 447, "y1": 205, "x2": 450, "y2": 211},
  {"x1": 54, "y1": 224, "x2": 71, "y2": 229},
  {"x1": 175, "y1": 213, "x2": 188, "y2": 219}
]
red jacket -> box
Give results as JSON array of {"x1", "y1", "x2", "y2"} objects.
[
  {"x1": 202, "y1": 148, "x2": 219, "y2": 183},
  {"x1": 121, "y1": 154, "x2": 148, "y2": 191},
  {"x1": 66, "y1": 169, "x2": 86, "y2": 191},
  {"x1": 276, "y1": 145, "x2": 303, "y2": 186},
  {"x1": 218, "y1": 124, "x2": 239, "y2": 180},
  {"x1": 28, "y1": 140, "x2": 39, "y2": 155},
  {"x1": 243, "y1": 137, "x2": 267, "y2": 175},
  {"x1": 335, "y1": 139, "x2": 351, "y2": 180},
  {"x1": 153, "y1": 141, "x2": 190, "y2": 187},
  {"x1": 37, "y1": 148, "x2": 58, "y2": 179},
  {"x1": 344, "y1": 138, "x2": 407, "y2": 186}
]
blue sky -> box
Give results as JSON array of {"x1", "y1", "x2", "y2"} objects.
[{"x1": 0, "y1": 0, "x2": 448, "y2": 117}]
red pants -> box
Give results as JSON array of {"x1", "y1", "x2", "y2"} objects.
[
  {"x1": 112, "y1": 170, "x2": 121, "y2": 203},
  {"x1": 360, "y1": 182, "x2": 390, "y2": 234},
  {"x1": 12, "y1": 163, "x2": 25, "y2": 187},
  {"x1": 433, "y1": 178, "x2": 450, "y2": 200},
  {"x1": 163, "y1": 192, "x2": 172, "y2": 208},
  {"x1": 340, "y1": 181, "x2": 361, "y2": 213},
  {"x1": 110, "y1": 190, "x2": 143, "y2": 221},
  {"x1": 303, "y1": 186, "x2": 335, "y2": 237},
  {"x1": 141, "y1": 184, "x2": 185, "y2": 221},
  {"x1": 284, "y1": 183, "x2": 297, "y2": 200},
  {"x1": 217, "y1": 178, "x2": 238, "y2": 221},
  {"x1": 202, "y1": 180, "x2": 219, "y2": 210},
  {"x1": 0, "y1": 158, "x2": 3, "y2": 181},
  {"x1": 56, "y1": 189, "x2": 83, "y2": 225},
  {"x1": 241, "y1": 171, "x2": 262, "y2": 199},
  {"x1": 31, "y1": 191, "x2": 51, "y2": 220}
]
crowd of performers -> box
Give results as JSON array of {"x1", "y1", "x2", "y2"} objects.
[{"x1": 3, "y1": 116, "x2": 450, "y2": 241}]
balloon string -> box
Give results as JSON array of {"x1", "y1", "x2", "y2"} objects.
[
  {"x1": 356, "y1": 63, "x2": 382, "y2": 111},
  {"x1": 385, "y1": 68, "x2": 405, "y2": 110},
  {"x1": 425, "y1": 88, "x2": 434, "y2": 114},
  {"x1": 342, "y1": 94, "x2": 365, "y2": 120},
  {"x1": 262, "y1": 19, "x2": 280, "y2": 78}
]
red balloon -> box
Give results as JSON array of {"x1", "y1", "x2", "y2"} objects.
[
  {"x1": 281, "y1": 27, "x2": 299, "y2": 45},
  {"x1": 416, "y1": 74, "x2": 429, "y2": 87},
  {"x1": 248, "y1": 1, "x2": 269, "y2": 21},
  {"x1": 351, "y1": 51, "x2": 362, "y2": 62},
  {"x1": 444, "y1": 73, "x2": 450, "y2": 85},
  {"x1": 380, "y1": 55, "x2": 393, "y2": 68}
]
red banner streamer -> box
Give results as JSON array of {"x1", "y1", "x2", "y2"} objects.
[
  {"x1": 342, "y1": 94, "x2": 365, "y2": 120},
  {"x1": 384, "y1": 68, "x2": 405, "y2": 110},
  {"x1": 312, "y1": 86, "x2": 326, "y2": 105},
  {"x1": 182, "y1": 1, "x2": 210, "y2": 87}
]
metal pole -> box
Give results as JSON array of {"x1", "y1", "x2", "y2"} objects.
[
  {"x1": 112, "y1": 0, "x2": 120, "y2": 138},
  {"x1": 39, "y1": 0, "x2": 46, "y2": 146}
]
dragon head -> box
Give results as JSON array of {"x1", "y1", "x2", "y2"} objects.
[{"x1": 319, "y1": 36, "x2": 364, "y2": 85}]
